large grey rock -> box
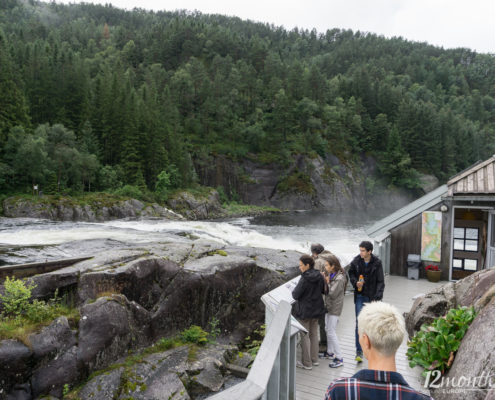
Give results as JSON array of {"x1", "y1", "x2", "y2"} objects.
[
  {"x1": 150, "y1": 260, "x2": 291, "y2": 340},
  {"x1": 77, "y1": 295, "x2": 151, "y2": 372},
  {"x1": 78, "y1": 367, "x2": 124, "y2": 400},
  {"x1": 455, "y1": 268, "x2": 495, "y2": 309},
  {"x1": 30, "y1": 346, "x2": 81, "y2": 398},
  {"x1": 77, "y1": 258, "x2": 181, "y2": 308},
  {"x1": 167, "y1": 190, "x2": 223, "y2": 220},
  {"x1": 405, "y1": 282, "x2": 457, "y2": 337},
  {"x1": 28, "y1": 249, "x2": 151, "y2": 301},
  {"x1": 5, "y1": 383, "x2": 31, "y2": 400},
  {"x1": 28, "y1": 316, "x2": 77, "y2": 363},
  {"x1": 0, "y1": 340, "x2": 32, "y2": 396},
  {"x1": 432, "y1": 297, "x2": 495, "y2": 400},
  {"x1": 405, "y1": 269, "x2": 495, "y2": 337},
  {"x1": 121, "y1": 347, "x2": 191, "y2": 400}
]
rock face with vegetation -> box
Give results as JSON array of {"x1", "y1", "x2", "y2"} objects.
[
  {"x1": 2, "y1": 196, "x2": 183, "y2": 222},
  {"x1": 196, "y1": 154, "x2": 416, "y2": 212},
  {"x1": 0, "y1": 237, "x2": 300, "y2": 399},
  {"x1": 405, "y1": 268, "x2": 495, "y2": 400}
]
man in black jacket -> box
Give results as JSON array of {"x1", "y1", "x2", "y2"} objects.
[
  {"x1": 348, "y1": 241, "x2": 385, "y2": 363},
  {"x1": 292, "y1": 254, "x2": 326, "y2": 370}
]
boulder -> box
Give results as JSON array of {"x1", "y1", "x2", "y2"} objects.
[
  {"x1": 455, "y1": 268, "x2": 495, "y2": 309},
  {"x1": 5, "y1": 383, "x2": 31, "y2": 400},
  {"x1": 0, "y1": 340, "x2": 33, "y2": 396},
  {"x1": 405, "y1": 282, "x2": 456, "y2": 337},
  {"x1": 167, "y1": 190, "x2": 224, "y2": 220},
  {"x1": 150, "y1": 260, "x2": 290, "y2": 340},
  {"x1": 77, "y1": 295, "x2": 151, "y2": 372},
  {"x1": 405, "y1": 268, "x2": 495, "y2": 337},
  {"x1": 77, "y1": 258, "x2": 181, "y2": 308},
  {"x1": 431, "y1": 296, "x2": 495, "y2": 400},
  {"x1": 28, "y1": 316, "x2": 77, "y2": 363},
  {"x1": 78, "y1": 367, "x2": 125, "y2": 400},
  {"x1": 30, "y1": 346, "x2": 81, "y2": 398}
]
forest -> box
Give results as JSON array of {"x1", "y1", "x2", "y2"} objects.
[{"x1": 1, "y1": 0, "x2": 495, "y2": 200}]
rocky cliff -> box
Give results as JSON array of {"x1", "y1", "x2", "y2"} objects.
[
  {"x1": 195, "y1": 153, "x2": 418, "y2": 212},
  {"x1": 0, "y1": 237, "x2": 301, "y2": 399},
  {"x1": 405, "y1": 268, "x2": 495, "y2": 400}
]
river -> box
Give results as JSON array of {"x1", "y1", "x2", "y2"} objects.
[{"x1": 0, "y1": 210, "x2": 384, "y2": 267}]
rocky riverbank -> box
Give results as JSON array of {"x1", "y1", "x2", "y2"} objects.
[
  {"x1": 0, "y1": 236, "x2": 300, "y2": 399},
  {"x1": 1, "y1": 196, "x2": 183, "y2": 222},
  {"x1": 1, "y1": 190, "x2": 281, "y2": 222}
]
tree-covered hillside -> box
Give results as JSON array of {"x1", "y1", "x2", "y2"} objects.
[{"x1": 1, "y1": 0, "x2": 495, "y2": 197}]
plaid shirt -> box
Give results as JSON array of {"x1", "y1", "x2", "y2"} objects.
[{"x1": 324, "y1": 369, "x2": 433, "y2": 400}]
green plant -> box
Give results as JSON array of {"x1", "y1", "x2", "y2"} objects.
[
  {"x1": 180, "y1": 325, "x2": 209, "y2": 345},
  {"x1": 407, "y1": 306, "x2": 477, "y2": 376},
  {"x1": 208, "y1": 316, "x2": 221, "y2": 340},
  {"x1": 63, "y1": 383, "x2": 70, "y2": 396},
  {"x1": 0, "y1": 277, "x2": 36, "y2": 317},
  {"x1": 244, "y1": 324, "x2": 266, "y2": 357}
]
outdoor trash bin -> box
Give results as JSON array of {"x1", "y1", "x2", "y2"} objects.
[{"x1": 407, "y1": 254, "x2": 421, "y2": 280}]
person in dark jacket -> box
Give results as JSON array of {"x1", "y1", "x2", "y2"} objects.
[
  {"x1": 348, "y1": 241, "x2": 385, "y2": 363},
  {"x1": 292, "y1": 254, "x2": 326, "y2": 370},
  {"x1": 311, "y1": 243, "x2": 331, "y2": 352}
]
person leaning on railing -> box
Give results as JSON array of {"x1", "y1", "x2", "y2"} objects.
[{"x1": 292, "y1": 254, "x2": 326, "y2": 370}]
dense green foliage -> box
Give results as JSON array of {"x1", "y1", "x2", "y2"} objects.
[
  {"x1": 0, "y1": 277, "x2": 79, "y2": 341},
  {"x1": 407, "y1": 306, "x2": 477, "y2": 376},
  {"x1": 1, "y1": 0, "x2": 495, "y2": 195}
]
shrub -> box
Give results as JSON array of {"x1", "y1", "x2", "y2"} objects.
[
  {"x1": 407, "y1": 306, "x2": 477, "y2": 376},
  {"x1": 180, "y1": 325, "x2": 209, "y2": 345},
  {"x1": 244, "y1": 324, "x2": 266, "y2": 357},
  {"x1": 114, "y1": 184, "x2": 144, "y2": 200},
  {"x1": 25, "y1": 299, "x2": 55, "y2": 323},
  {"x1": 0, "y1": 277, "x2": 35, "y2": 317}
]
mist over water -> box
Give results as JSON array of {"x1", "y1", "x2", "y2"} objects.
[{"x1": 0, "y1": 211, "x2": 383, "y2": 266}]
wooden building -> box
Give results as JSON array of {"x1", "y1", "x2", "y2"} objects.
[{"x1": 367, "y1": 155, "x2": 495, "y2": 281}]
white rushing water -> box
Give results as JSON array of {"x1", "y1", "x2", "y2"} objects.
[{"x1": 0, "y1": 211, "x2": 378, "y2": 266}]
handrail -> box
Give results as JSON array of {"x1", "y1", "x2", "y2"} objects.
[{"x1": 209, "y1": 300, "x2": 293, "y2": 400}]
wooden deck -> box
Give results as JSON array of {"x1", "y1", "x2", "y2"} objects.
[{"x1": 295, "y1": 275, "x2": 444, "y2": 400}]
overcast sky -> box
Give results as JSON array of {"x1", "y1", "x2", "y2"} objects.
[{"x1": 54, "y1": 0, "x2": 494, "y2": 54}]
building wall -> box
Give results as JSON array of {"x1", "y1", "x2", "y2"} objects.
[{"x1": 389, "y1": 204, "x2": 451, "y2": 279}]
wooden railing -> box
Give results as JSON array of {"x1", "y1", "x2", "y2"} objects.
[{"x1": 209, "y1": 300, "x2": 298, "y2": 400}]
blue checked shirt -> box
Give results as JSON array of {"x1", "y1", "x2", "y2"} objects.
[{"x1": 324, "y1": 369, "x2": 433, "y2": 400}]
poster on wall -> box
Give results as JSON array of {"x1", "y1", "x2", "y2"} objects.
[{"x1": 421, "y1": 211, "x2": 442, "y2": 262}]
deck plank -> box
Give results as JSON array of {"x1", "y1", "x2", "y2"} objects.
[{"x1": 295, "y1": 275, "x2": 443, "y2": 399}]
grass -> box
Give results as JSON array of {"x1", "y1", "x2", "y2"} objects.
[
  {"x1": 0, "y1": 305, "x2": 80, "y2": 344},
  {"x1": 222, "y1": 202, "x2": 281, "y2": 216}
]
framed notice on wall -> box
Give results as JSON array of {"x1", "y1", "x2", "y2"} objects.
[{"x1": 421, "y1": 211, "x2": 442, "y2": 262}]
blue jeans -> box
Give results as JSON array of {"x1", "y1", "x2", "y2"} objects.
[{"x1": 355, "y1": 294, "x2": 370, "y2": 354}]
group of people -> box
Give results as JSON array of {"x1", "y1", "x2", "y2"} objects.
[{"x1": 291, "y1": 241, "x2": 433, "y2": 400}]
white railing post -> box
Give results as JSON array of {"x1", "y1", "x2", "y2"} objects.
[
  {"x1": 289, "y1": 333, "x2": 297, "y2": 400},
  {"x1": 279, "y1": 315, "x2": 291, "y2": 400}
]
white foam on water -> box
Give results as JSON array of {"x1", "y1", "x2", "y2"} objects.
[{"x1": 102, "y1": 219, "x2": 308, "y2": 252}]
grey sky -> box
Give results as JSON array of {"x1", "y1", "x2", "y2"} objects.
[{"x1": 55, "y1": 0, "x2": 495, "y2": 54}]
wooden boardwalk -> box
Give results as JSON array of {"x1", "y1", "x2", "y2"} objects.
[{"x1": 295, "y1": 275, "x2": 443, "y2": 400}]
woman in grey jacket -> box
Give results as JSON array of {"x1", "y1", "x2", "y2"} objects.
[{"x1": 321, "y1": 253, "x2": 347, "y2": 368}]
